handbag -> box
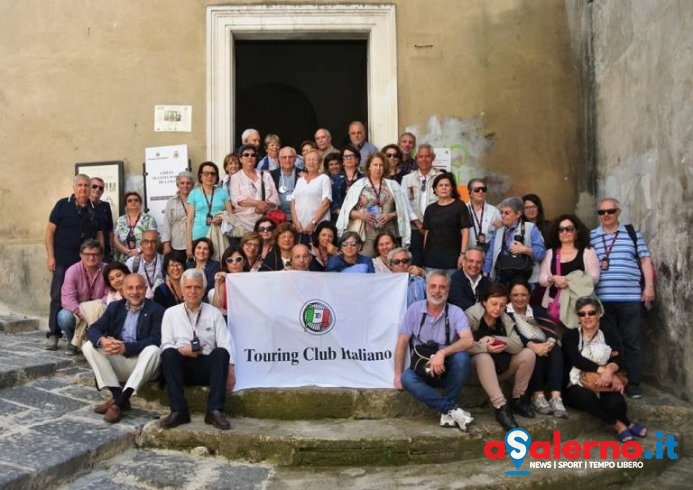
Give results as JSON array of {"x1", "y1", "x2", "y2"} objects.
[
  {"x1": 260, "y1": 172, "x2": 287, "y2": 225},
  {"x1": 579, "y1": 370, "x2": 629, "y2": 392},
  {"x1": 492, "y1": 351, "x2": 512, "y2": 374},
  {"x1": 496, "y1": 221, "x2": 532, "y2": 280},
  {"x1": 346, "y1": 217, "x2": 366, "y2": 240},
  {"x1": 547, "y1": 249, "x2": 562, "y2": 321},
  {"x1": 410, "y1": 305, "x2": 450, "y2": 380}
]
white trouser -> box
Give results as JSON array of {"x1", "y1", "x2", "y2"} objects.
[{"x1": 82, "y1": 341, "x2": 160, "y2": 393}]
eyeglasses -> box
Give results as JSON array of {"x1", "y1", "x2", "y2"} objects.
[
  {"x1": 577, "y1": 310, "x2": 598, "y2": 317},
  {"x1": 524, "y1": 204, "x2": 537, "y2": 210},
  {"x1": 140, "y1": 239, "x2": 157, "y2": 245},
  {"x1": 258, "y1": 226, "x2": 274, "y2": 232},
  {"x1": 91, "y1": 184, "x2": 104, "y2": 191},
  {"x1": 500, "y1": 210, "x2": 515, "y2": 216},
  {"x1": 81, "y1": 252, "x2": 102, "y2": 258},
  {"x1": 341, "y1": 241, "x2": 359, "y2": 248},
  {"x1": 241, "y1": 153, "x2": 257, "y2": 158},
  {"x1": 471, "y1": 186, "x2": 487, "y2": 193},
  {"x1": 558, "y1": 226, "x2": 576, "y2": 233},
  {"x1": 168, "y1": 262, "x2": 184, "y2": 269},
  {"x1": 343, "y1": 154, "x2": 356, "y2": 160},
  {"x1": 201, "y1": 171, "x2": 217, "y2": 177},
  {"x1": 385, "y1": 153, "x2": 399, "y2": 159},
  {"x1": 226, "y1": 256, "x2": 245, "y2": 264},
  {"x1": 390, "y1": 258, "x2": 411, "y2": 266},
  {"x1": 597, "y1": 208, "x2": 618, "y2": 216}
]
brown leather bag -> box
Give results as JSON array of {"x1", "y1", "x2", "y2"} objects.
[{"x1": 579, "y1": 371, "x2": 629, "y2": 392}]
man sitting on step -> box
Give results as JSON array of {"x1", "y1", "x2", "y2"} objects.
[
  {"x1": 83, "y1": 273, "x2": 164, "y2": 424},
  {"x1": 394, "y1": 270, "x2": 475, "y2": 431},
  {"x1": 159, "y1": 268, "x2": 235, "y2": 430}
]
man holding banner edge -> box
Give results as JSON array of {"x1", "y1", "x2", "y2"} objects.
[{"x1": 394, "y1": 270, "x2": 475, "y2": 431}]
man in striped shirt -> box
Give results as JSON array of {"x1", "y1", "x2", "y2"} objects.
[{"x1": 589, "y1": 198, "x2": 655, "y2": 399}]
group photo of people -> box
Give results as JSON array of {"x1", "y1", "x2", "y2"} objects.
[{"x1": 45, "y1": 122, "x2": 655, "y2": 442}]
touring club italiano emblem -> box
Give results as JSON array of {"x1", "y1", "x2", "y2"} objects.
[{"x1": 300, "y1": 300, "x2": 336, "y2": 335}]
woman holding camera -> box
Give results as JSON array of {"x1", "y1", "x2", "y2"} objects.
[{"x1": 465, "y1": 283, "x2": 536, "y2": 430}]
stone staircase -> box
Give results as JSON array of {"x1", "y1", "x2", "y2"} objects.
[{"x1": 1, "y1": 329, "x2": 691, "y2": 489}]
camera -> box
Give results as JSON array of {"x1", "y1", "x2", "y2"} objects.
[
  {"x1": 513, "y1": 234, "x2": 524, "y2": 244},
  {"x1": 190, "y1": 336, "x2": 201, "y2": 352}
]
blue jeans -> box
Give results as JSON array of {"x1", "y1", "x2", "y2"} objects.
[
  {"x1": 56, "y1": 308, "x2": 77, "y2": 342},
  {"x1": 401, "y1": 351, "x2": 471, "y2": 413}
]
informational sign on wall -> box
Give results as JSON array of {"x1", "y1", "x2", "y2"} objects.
[
  {"x1": 154, "y1": 105, "x2": 192, "y2": 132},
  {"x1": 144, "y1": 145, "x2": 189, "y2": 230},
  {"x1": 433, "y1": 147, "x2": 452, "y2": 172}
]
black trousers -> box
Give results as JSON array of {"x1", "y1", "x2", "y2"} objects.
[
  {"x1": 409, "y1": 228, "x2": 425, "y2": 267},
  {"x1": 48, "y1": 265, "x2": 67, "y2": 336},
  {"x1": 528, "y1": 346, "x2": 564, "y2": 393},
  {"x1": 161, "y1": 347, "x2": 229, "y2": 413},
  {"x1": 564, "y1": 384, "x2": 630, "y2": 426}
]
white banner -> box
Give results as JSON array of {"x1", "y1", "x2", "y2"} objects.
[{"x1": 227, "y1": 272, "x2": 408, "y2": 390}]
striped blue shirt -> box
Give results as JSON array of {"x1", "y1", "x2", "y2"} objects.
[{"x1": 590, "y1": 224, "x2": 650, "y2": 303}]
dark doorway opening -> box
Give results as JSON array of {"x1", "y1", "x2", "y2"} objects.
[{"x1": 234, "y1": 40, "x2": 368, "y2": 150}]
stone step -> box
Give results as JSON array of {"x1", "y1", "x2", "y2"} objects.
[
  {"x1": 0, "y1": 314, "x2": 40, "y2": 333},
  {"x1": 0, "y1": 331, "x2": 75, "y2": 390},
  {"x1": 0, "y1": 374, "x2": 159, "y2": 490},
  {"x1": 137, "y1": 384, "x2": 491, "y2": 420},
  {"x1": 138, "y1": 410, "x2": 611, "y2": 467},
  {"x1": 631, "y1": 456, "x2": 693, "y2": 489}
]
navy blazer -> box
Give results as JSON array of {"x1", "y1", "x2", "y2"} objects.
[
  {"x1": 448, "y1": 271, "x2": 491, "y2": 311},
  {"x1": 87, "y1": 299, "x2": 164, "y2": 357}
]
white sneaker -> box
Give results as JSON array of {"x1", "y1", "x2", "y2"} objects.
[
  {"x1": 532, "y1": 396, "x2": 552, "y2": 415},
  {"x1": 550, "y1": 397, "x2": 568, "y2": 418},
  {"x1": 446, "y1": 408, "x2": 474, "y2": 432},
  {"x1": 439, "y1": 412, "x2": 456, "y2": 428}
]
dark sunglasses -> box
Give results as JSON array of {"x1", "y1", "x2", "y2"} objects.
[
  {"x1": 597, "y1": 208, "x2": 618, "y2": 216},
  {"x1": 91, "y1": 184, "x2": 104, "y2": 191},
  {"x1": 225, "y1": 256, "x2": 245, "y2": 264},
  {"x1": 385, "y1": 153, "x2": 399, "y2": 159},
  {"x1": 471, "y1": 186, "x2": 487, "y2": 193},
  {"x1": 558, "y1": 226, "x2": 576, "y2": 233},
  {"x1": 241, "y1": 153, "x2": 257, "y2": 158},
  {"x1": 390, "y1": 258, "x2": 411, "y2": 266},
  {"x1": 577, "y1": 310, "x2": 598, "y2": 317},
  {"x1": 258, "y1": 226, "x2": 274, "y2": 232}
]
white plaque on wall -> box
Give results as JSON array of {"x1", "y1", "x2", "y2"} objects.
[{"x1": 154, "y1": 105, "x2": 192, "y2": 132}]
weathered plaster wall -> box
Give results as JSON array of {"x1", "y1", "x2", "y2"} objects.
[
  {"x1": 587, "y1": 0, "x2": 693, "y2": 399},
  {"x1": 0, "y1": 0, "x2": 581, "y2": 313}
]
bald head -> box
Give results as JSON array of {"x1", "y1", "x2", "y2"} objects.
[{"x1": 290, "y1": 244, "x2": 312, "y2": 271}]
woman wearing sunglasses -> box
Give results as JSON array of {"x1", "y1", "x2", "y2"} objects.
[
  {"x1": 539, "y1": 214, "x2": 600, "y2": 326},
  {"x1": 466, "y1": 178, "x2": 501, "y2": 252},
  {"x1": 563, "y1": 296, "x2": 647, "y2": 443},
  {"x1": 253, "y1": 217, "x2": 276, "y2": 261},
  {"x1": 230, "y1": 144, "x2": 280, "y2": 236},
  {"x1": 210, "y1": 245, "x2": 248, "y2": 316},
  {"x1": 112, "y1": 191, "x2": 158, "y2": 262},
  {"x1": 326, "y1": 231, "x2": 375, "y2": 273}
]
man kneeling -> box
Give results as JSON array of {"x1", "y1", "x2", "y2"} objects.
[
  {"x1": 83, "y1": 273, "x2": 163, "y2": 423},
  {"x1": 159, "y1": 268, "x2": 235, "y2": 430},
  {"x1": 394, "y1": 270, "x2": 474, "y2": 431}
]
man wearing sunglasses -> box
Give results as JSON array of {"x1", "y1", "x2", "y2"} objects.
[
  {"x1": 90, "y1": 177, "x2": 114, "y2": 262},
  {"x1": 388, "y1": 248, "x2": 426, "y2": 307},
  {"x1": 589, "y1": 198, "x2": 655, "y2": 399},
  {"x1": 466, "y1": 178, "x2": 501, "y2": 252},
  {"x1": 401, "y1": 145, "x2": 442, "y2": 266}
]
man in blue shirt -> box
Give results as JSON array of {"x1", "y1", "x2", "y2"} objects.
[
  {"x1": 590, "y1": 198, "x2": 655, "y2": 399},
  {"x1": 394, "y1": 270, "x2": 474, "y2": 431}
]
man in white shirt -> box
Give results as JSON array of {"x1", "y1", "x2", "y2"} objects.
[
  {"x1": 401, "y1": 145, "x2": 442, "y2": 266},
  {"x1": 159, "y1": 269, "x2": 234, "y2": 430}
]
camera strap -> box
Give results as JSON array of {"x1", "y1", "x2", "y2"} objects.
[
  {"x1": 183, "y1": 304, "x2": 202, "y2": 338},
  {"x1": 410, "y1": 304, "x2": 450, "y2": 350}
]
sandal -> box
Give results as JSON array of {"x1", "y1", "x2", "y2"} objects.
[
  {"x1": 628, "y1": 423, "x2": 648, "y2": 438},
  {"x1": 617, "y1": 429, "x2": 634, "y2": 443}
]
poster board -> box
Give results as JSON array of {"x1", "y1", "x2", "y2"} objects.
[
  {"x1": 144, "y1": 145, "x2": 190, "y2": 230},
  {"x1": 74, "y1": 161, "x2": 124, "y2": 223}
]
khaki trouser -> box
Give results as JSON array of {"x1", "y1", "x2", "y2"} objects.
[
  {"x1": 82, "y1": 341, "x2": 161, "y2": 393},
  {"x1": 471, "y1": 348, "x2": 536, "y2": 409}
]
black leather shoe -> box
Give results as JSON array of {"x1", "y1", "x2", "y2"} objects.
[
  {"x1": 205, "y1": 409, "x2": 231, "y2": 430},
  {"x1": 495, "y1": 405, "x2": 519, "y2": 431},
  {"x1": 510, "y1": 396, "x2": 536, "y2": 418},
  {"x1": 159, "y1": 411, "x2": 191, "y2": 429}
]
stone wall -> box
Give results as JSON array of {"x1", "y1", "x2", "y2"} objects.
[
  {"x1": 570, "y1": 0, "x2": 693, "y2": 399},
  {"x1": 0, "y1": 1, "x2": 581, "y2": 313}
]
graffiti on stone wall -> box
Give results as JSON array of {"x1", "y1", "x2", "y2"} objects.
[{"x1": 405, "y1": 116, "x2": 507, "y2": 202}]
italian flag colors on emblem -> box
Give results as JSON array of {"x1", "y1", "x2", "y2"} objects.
[{"x1": 304, "y1": 304, "x2": 331, "y2": 331}]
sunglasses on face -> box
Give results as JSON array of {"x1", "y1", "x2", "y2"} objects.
[
  {"x1": 201, "y1": 171, "x2": 217, "y2": 177},
  {"x1": 258, "y1": 226, "x2": 274, "y2": 232},
  {"x1": 558, "y1": 226, "x2": 576, "y2": 233},
  {"x1": 597, "y1": 208, "x2": 618, "y2": 216},
  {"x1": 471, "y1": 186, "x2": 487, "y2": 193},
  {"x1": 390, "y1": 258, "x2": 411, "y2": 266},
  {"x1": 226, "y1": 256, "x2": 245, "y2": 264},
  {"x1": 341, "y1": 241, "x2": 359, "y2": 248},
  {"x1": 577, "y1": 310, "x2": 598, "y2": 317},
  {"x1": 385, "y1": 153, "x2": 399, "y2": 159},
  {"x1": 241, "y1": 153, "x2": 257, "y2": 158},
  {"x1": 91, "y1": 184, "x2": 104, "y2": 191}
]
